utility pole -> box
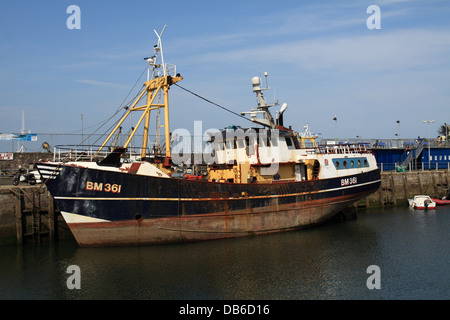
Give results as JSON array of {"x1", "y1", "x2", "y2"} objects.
[{"x1": 423, "y1": 120, "x2": 435, "y2": 170}]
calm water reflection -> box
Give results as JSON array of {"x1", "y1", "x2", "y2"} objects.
[{"x1": 1, "y1": 206, "x2": 449, "y2": 300}]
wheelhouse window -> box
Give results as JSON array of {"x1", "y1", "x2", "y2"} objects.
[{"x1": 285, "y1": 137, "x2": 295, "y2": 149}]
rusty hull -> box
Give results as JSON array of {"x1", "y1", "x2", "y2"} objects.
[{"x1": 67, "y1": 192, "x2": 366, "y2": 247}]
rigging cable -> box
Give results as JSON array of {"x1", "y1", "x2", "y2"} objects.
[
  {"x1": 67, "y1": 65, "x2": 149, "y2": 147},
  {"x1": 173, "y1": 83, "x2": 254, "y2": 124},
  {"x1": 34, "y1": 66, "x2": 153, "y2": 191}
]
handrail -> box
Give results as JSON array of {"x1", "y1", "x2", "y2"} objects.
[
  {"x1": 51, "y1": 145, "x2": 149, "y2": 162},
  {"x1": 398, "y1": 140, "x2": 426, "y2": 167},
  {"x1": 318, "y1": 143, "x2": 370, "y2": 155}
]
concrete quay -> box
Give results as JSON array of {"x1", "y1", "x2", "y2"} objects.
[
  {"x1": 356, "y1": 170, "x2": 450, "y2": 209},
  {"x1": 0, "y1": 184, "x2": 73, "y2": 245}
]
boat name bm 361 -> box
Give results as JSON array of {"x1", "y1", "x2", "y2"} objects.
[
  {"x1": 341, "y1": 177, "x2": 357, "y2": 186},
  {"x1": 85, "y1": 181, "x2": 123, "y2": 193}
]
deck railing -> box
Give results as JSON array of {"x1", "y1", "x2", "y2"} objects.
[
  {"x1": 318, "y1": 143, "x2": 370, "y2": 155},
  {"x1": 380, "y1": 162, "x2": 450, "y2": 172},
  {"x1": 52, "y1": 145, "x2": 149, "y2": 162}
]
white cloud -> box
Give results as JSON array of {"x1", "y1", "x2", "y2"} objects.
[
  {"x1": 376, "y1": 0, "x2": 412, "y2": 4},
  {"x1": 191, "y1": 28, "x2": 450, "y2": 74}
]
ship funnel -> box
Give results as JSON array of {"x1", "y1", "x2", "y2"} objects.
[{"x1": 276, "y1": 103, "x2": 288, "y2": 127}]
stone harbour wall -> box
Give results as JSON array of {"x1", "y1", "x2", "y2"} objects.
[{"x1": 356, "y1": 170, "x2": 450, "y2": 209}]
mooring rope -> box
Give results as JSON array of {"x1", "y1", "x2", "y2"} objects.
[{"x1": 174, "y1": 83, "x2": 254, "y2": 124}]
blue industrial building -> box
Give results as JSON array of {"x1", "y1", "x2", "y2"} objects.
[
  {"x1": 421, "y1": 147, "x2": 450, "y2": 170},
  {"x1": 320, "y1": 138, "x2": 450, "y2": 171},
  {"x1": 371, "y1": 143, "x2": 450, "y2": 171},
  {"x1": 371, "y1": 148, "x2": 403, "y2": 171}
]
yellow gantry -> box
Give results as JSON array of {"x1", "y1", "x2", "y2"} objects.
[{"x1": 96, "y1": 74, "x2": 183, "y2": 160}]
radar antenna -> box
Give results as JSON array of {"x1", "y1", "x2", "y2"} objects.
[{"x1": 241, "y1": 72, "x2": 287, "y2": 129}]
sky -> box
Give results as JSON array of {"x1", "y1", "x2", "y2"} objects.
[{"x1": 1, "y1": 0, "x2": 450, "y2": 151}]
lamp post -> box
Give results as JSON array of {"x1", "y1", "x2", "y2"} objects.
[
  {"x1": 81, "y1": 114, "x2": 84, "y2": 144},
  {"x1": 333, "y1": 115, "x2": 337, "y2": 142},
  {"x1": 396, "y1": 120, "x2": 400, "y2": 139},
  {"x1": 445, "y1": 122, "x2": 448, "y2": 146},
  {"x1": 422, "y1": 120, "x2": 435, "y2": 170}
]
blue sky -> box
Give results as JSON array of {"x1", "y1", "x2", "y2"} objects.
[{"x1": 1, "y1": 0, "x2": 450, "y2": 151}]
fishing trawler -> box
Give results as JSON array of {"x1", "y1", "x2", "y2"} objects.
[{"x1": 36, "y1": 28, "x2": 381, "y2": 247}]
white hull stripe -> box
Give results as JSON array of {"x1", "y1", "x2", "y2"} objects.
[
  {"x1": 36, "y1": 164, "x2": 62, "y2": 179},
  {"x1": 61, "y1": 211, "x2": 110, "y2": 223},
  {"x1": 54, "y1": 179, "x2": 381, "y2": 202}
]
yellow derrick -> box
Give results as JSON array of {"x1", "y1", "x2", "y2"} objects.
[{"x1": 95, "y1": 75, "x2": 183, "y2": 161}]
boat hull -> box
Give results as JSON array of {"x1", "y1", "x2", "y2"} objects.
[
  {"x1": 38, "y1": 163, "x2": 381, "y2": 246},
  {"x1": 408, "y1": 196, "x2": 436, "y2": 210},
  {"x1": 432, "y1": 199, "x2": 450, "y2": 206}
]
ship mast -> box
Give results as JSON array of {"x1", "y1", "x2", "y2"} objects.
[
  {"x1": 240, "y1": 72, "x2": 287, "y2": 129},
  {"x1": 95, "y1": 26, "x2": 182, "y2": 166}
]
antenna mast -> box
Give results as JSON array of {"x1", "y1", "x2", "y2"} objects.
[
  {"x1": 241, "y1": 72, "x2": 287, "y2": 129},
  {"x1": 17, "y1": 111, "x2": 26, "y2": 152},
  {"x1": 96, "y1": 26, "x2": 182, "y2": 166}
]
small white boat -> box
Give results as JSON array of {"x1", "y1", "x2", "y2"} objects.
[{"x1": 408, "y1": 195, "x2": 436, "y2": 210}]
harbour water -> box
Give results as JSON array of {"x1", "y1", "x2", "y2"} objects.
[{"x1": 0, "y1": 206, "x2": 449, "y2": 301}]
